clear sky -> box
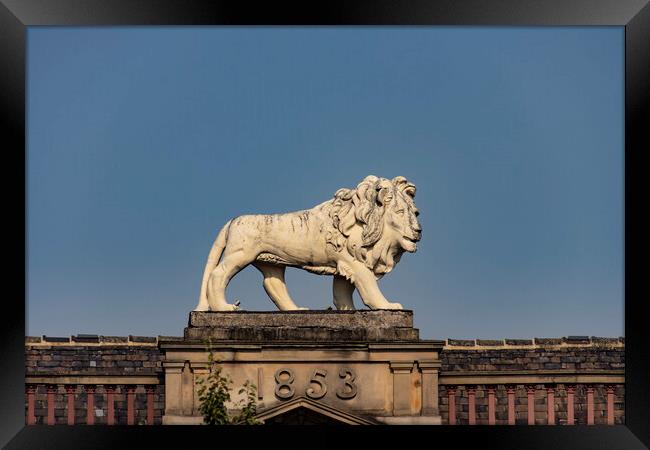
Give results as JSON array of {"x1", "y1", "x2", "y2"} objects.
[{"x1": 27, "y1": 27, "x2": 624, "y2": 340}]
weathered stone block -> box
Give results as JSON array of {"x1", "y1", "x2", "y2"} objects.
[
  {"x1": 185, "y1": 310, "x2": 419, "y2": 342},
  {"x1": 505, "y1": 339, "x2": 533, "y2": 346}
]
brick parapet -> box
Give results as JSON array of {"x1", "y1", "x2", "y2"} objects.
[
  {"x1": 25, "y1": 344, "x2": 166, "y2": 377},
  {"x1": 444, "y1": 336, "x2": 624, "y2": 350},
  {"x1": 26, "y1": 335, "x2": 183, "y2": 346},
  {"x1": 440, "y1": 346, "x2": 624, "y2": 372}
]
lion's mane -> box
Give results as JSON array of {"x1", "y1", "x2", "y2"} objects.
[{"x1": 325, "y1": 175, "x2": 417, "y2": 276}]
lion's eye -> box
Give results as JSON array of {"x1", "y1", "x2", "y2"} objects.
[{"x1": 396, "y1": 209, "x2": 405, "y2": 215}]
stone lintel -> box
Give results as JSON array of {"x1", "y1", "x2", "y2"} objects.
[
  {"x1": 162, "y1": 361, "x2": 187, "y2": 369},
  {"x1": 389, "y1": 361, "x2": 415, "y2": 373},
  {"x1": 439, "y1": 373, "x2": 625, "y2": 386},
  {"x1": 25, "y1": 375, "x2": 159, "y2": 385},
  {"x1": 418, "y1": 360, "x2": 442, "y2": 372}
]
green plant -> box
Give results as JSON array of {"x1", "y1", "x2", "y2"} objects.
[
  {"x1": 232, "y1": 380, "x2": 260, "y2": 425},
  {"x1": 196, "y1": 341, "x2": 261, "y2": 425}
]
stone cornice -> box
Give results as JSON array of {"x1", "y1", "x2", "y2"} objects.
[
  {"x1": 26, "y1": 335, "x2": 624, "y2": 349},
  {"x1": 439, "y1": 370, "x2": 624, "y2": 386},
  {"x1": 443, "y1": 336, "x2": 624, "y2": 350}
]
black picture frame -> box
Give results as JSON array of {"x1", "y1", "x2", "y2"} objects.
[{"x1": 2, "y1": 0, "x2": 648, "y2": 448}]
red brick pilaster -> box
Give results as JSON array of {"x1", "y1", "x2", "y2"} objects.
[
  {"x1": 46, "y1": 385, "x2": 57, "y2": 425},
  {"x1": 606, "y1": 385, "x2": 616, "y2": 425},
  {"x1": 468, "y1": 386, "x2": 476, "y2": 425},
  {"x1": 487, "y1": 387, "x2": 496, "y2": 425},
  {"x1": 26, "y1": 385, "x2": 37, "y2": 425},
  {"x1": 547, "y1": 386, "x2": 555, "y2": 425},
  {"x1": 146, "y1": 385, "x2": 155, "y2": 425},
  {"x1": 106, "y1": 385, "x2": 116, "y2": 425},
  {"x1": 567, "y1": 385, "x2": 575, "y2": 425},
  {"x1": 66, "y1": 385, "x2": 76, "y2": 425},
  {"x1": 85, "y1": 385, "x2": 95, "y2": 425},
  {"x1": 526, "y1": 385, "x2": 535, "y2": 425},
  {"x1": 447, "y1": 387, "x2": 457, "y2": 425}
]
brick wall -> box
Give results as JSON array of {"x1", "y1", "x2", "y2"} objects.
[
  {"x1": 441, "y1": 338, "x2": 625, "y2": 372},
  {"x1": 438, "y1": 337, "x2": 625, "y2": 425},
  {"x1": 28, "y1": 384, "x2": 165, "y2": 425},
  {"x1": 26, "y1": 338, "x2": 163, "y2": 376},
  {"x1": 25, "y1": 335, "x2": 174, "y2": 425}
]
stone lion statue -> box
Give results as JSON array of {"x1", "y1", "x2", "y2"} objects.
[{"x1": 194, "y1": 175, "x2": 422, "y2": 312}]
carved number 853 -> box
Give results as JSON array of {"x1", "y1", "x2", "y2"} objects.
[{"x1": 274, "y1": 368, "x2": 357, "y2": 400}]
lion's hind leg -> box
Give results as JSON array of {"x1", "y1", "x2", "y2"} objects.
[
  {"x1": 254, "y1": 262, "x2": 307, "y2": 311},
  {"x1": 206, "y1": 250, "x2": 253, "y2": 311},
  {"x1": 333, "y1": 275, "x2": 356, "y2": 310}
]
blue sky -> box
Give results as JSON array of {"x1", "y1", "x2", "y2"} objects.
[{"x1": 27, "y1": 27, "x2": 624, "y2": 339}]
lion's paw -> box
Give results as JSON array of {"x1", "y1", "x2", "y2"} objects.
[{"x1": 385, "y1": 302, "x2": 403, "y2": 310}]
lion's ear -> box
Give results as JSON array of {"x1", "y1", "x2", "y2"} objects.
[
  {"x1": 392, "y1": 176, "x2": 416, "y2": 199},
  {"x1": 392, "y1": 176, "x2": 408, "y2": 186}
]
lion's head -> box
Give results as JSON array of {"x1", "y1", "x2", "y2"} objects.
[{"x1": 327, "y1": 175, "x2": 422, "y2": 276}]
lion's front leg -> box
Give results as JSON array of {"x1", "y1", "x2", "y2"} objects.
[{"x1": 342, "y1": 260, "x2": 403, "y2": 310}]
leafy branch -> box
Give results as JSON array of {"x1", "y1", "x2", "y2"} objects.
[{"x1": 196, "y1": 340, "x2": 261, "y2": 425}]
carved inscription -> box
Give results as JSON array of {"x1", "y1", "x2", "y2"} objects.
[
  {"x1": 336, "y1": 367, "x2": 357, "y2": 399},
  {"x1": 306, "y1": 369, "x2": 328, "y2": 399},
  {"x1": 274, "y1": 368, "x2": 295, "y2": 399},
  {"x1": 274, "y1": 367, "x2": 357, "y2": 400}
]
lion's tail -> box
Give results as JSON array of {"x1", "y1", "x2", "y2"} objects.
[{"x1": 198, "y1": 219, "x2": 232, "y2": 307}]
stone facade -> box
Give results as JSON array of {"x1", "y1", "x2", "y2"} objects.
[
  {"x1": 164, "y1": 311, "x2": 443, "y2": 424},
  {"x1": 25, "y1": 325, "x2": 624, "y2": 426}
]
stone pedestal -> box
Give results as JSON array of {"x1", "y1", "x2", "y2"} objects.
[{"x1": 160, "y1": 310, "x2": 443, "y2": 425}]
